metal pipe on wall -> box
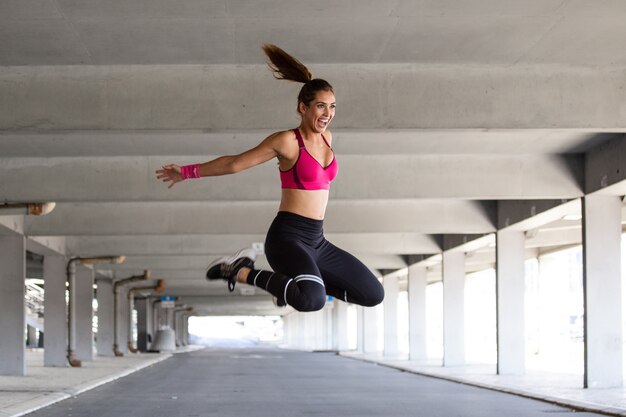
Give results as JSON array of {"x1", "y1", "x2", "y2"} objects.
[
  {"x1": 112, "y1": 270, "x2": 150, "y2": 357},
  {"x1": 127, "y1": 279, "x2": 165, "y2": 353},
  {"x1": 66, "y1": 256, "x2": 125, "y2": 367}
]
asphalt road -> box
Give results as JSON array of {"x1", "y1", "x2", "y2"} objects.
[{"x1": 26, "y1": 348, "x2": 603, "y2": 417}]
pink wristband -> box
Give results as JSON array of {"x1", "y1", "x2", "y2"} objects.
[{"x1": 180, "y1": 164, "x2": 201, "y2": 180}]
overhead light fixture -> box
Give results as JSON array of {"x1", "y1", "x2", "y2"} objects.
[{"x1": 0, "y1": 202, "x2": 56, "y2": 216}]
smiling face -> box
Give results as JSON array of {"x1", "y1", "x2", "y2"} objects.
[{"x1": 299, "y1": 90, "x2": 336, "y2": 133}]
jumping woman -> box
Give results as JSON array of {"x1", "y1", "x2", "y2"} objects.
[{"x1": 156, "y1": 44, "x2": 384, "y2": 312}]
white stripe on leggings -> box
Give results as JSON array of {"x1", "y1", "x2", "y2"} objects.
[
  {"x1": 284, "y1": 278, "x2": 293, "y2": 307},
  {"x1": 294, "y1": 274, "x2": 325, "y2": 286},
  {"x1": 253, "y1": 270, "x2": 262, "y2": 287}
]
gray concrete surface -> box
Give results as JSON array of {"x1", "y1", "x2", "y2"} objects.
[
  {"x1": 0, "y1": 349, "x2": 174, "y2": 417},
  {"x1": 20, "y1": 347, "x2": 608, "y2": 417}
]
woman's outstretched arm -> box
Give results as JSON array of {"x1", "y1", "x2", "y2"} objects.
[{"x1": 155, "y1": 131, "x2": 289, "y2": 188}]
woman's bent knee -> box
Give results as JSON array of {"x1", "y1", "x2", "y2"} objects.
[
  {"x1": 291, "y1": 293, "x2": 327, "y2": 312},
  {"x1": 361, "y1": 286, "x2": 385, "y2": 307}
]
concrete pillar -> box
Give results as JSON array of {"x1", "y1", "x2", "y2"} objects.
[
  {"x1": 96, "y1": 278, "x2": 114, "y2": 357},
  {"x1": 383, "y1": 276, "x2": 399, "y2": 357},
  {"x1": 496, "y1": 230, "x2": 526, "y2": 375},
  {"x1": 116, "y1": 287, "x2": 130, "y2": 354},
  {"x1": 26, "y1": 325, "x2": 37, "y2": 348},
  {"x1": 356, "y1": 306, "x2": 365, "y2": 353},
  {"x1": 582, "y1": 195, "x2": 623, "y2": 388},
  {"x1": 174, "y1": 310, "x2": 184, "y2": 347},
  {"x1": 44, "y1": 255, "x2": 67, "y2": 367},
  {"x1": 136, "y1": 298, "x2": 151, "y2": 352},
  {"x1": 0, "y1": 235, "x2": 26, "y2": 375},
  {"x1": 182, "y1": 314, "x2": 189, "y2": 346},
  {"x1": 408, "y1": 265, "x2": 427, "y2": 361},
  {"x1": 362, "y1": 306, "x2": 380, "y2": 354},
  {"x1": 172, "y1": 311, "x2": 179, "y2": 346},
  {"x1": 310, "y1": 310, "x2": 321, "y2": 350},
  {"x1": 296, "y1": 313, "x2": 306, "y2": 349},
  {"x1": 332, "y1": 300, "x2": 350, "y2": 351},
  {"x1": 74, "y1": 266, "x2": 94, "y2": 362},
  {"x1": 443, "y1": 251, "x2": 465, "y2": 366},
  {"x1": 307, "y1": 309, "x2": 327, "y2": 351}
]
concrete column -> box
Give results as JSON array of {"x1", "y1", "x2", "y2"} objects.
[
  {"x1": 182, "y1": 314, "x2": 189, "y2": 346},
  {"x1": 172, "y1": 311, "x2": 179, "y2": 346},
  {"x1": 96, "y1": 278, "x2": 114, "y2": 357},
  {"x1": 383, "y1": 276, "x2": 399, "y2": 357},
  {"x1": 308, "y1": 309, "x2": 326, "y2": 351},
  {"x1": 408, "y1": 265, "x2": 427, "y2": 361},
  {"x1": 26, "y1": 325, "x2": 37, "y2": 348},
  {"x1": 174, "y1": 310, "x2": 184, "y2": 347},
  {"x1": 116, "y1": 287, "x2": 130, "y2": 354},
  {"x1": 356, "y1": 306, "x2": 365, "y2": 353},
  {"x1": 443, "y1": 251, "x2": 465, "y2": 366},
  {"x1": 0, "y1": 235, "x2": 26, "y2": 375},
  {"x1": 43, "y1": 255, "x2": 67, "y2": 367},
  {"x1": 362, "y1": 306, "x2": 380, "y2": 354},
  {"x1": 147, "y1": 299, "x2": 155, "y2": 348},
  {"x1": 496, "y1": 230, "x2": 526, "y2": 375},
  {"x1": 74, "y1": 266, "x2": 94, "y2": 362},
  {"x1": 301, "y1": 312, "x2": 312, "y2": 349},
  {"x1": 582, "y1": 195, "x2": 623, "y2": 388},
  {"x1": 136, "y1": 298, "x2": 151, "y2": 352},
  {"x1": 332, "y1": 300, "x2": 350, "y2": 351},
  {"x1": 298, "y1": 313, "x2": 306, "y2": 349}
]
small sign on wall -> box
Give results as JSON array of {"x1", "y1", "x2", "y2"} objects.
[{"x1": 161, "y1": 295, "x2": 175, "y2": 308}]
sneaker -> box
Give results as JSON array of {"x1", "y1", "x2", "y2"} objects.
[{"x1": 206, "y1": 248, "x2": 256, "y2": 292}]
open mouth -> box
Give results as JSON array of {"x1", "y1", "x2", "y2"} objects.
[{"x1": 317, "y1": 118, "x2": 330, "y2": 129}]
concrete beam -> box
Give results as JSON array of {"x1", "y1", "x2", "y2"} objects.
[
  {"x1": 93, "y1": 252, "x2": 405, "y2": 278},
  {"x1": 0, "y1": 215, "x2": 24, "y2": 235},
  {"x1": 24, "y1": 200, "x2": 496, "y2": 235},
  {"x1": 498, "y1": 199, "x2": 581, "y2": 231},
  {"x1": 178, "y1": 295, "x2": 288, "y2": 316},
  {"x1": 585, "y1": 133, "x2": 626, "y2": 195},
  {"x1": 0, "y1": 129, "x2": 615, "y2": 158},
  {"x1": 0, "y1": 154, "x2": 582, "y2": 201},
  {"x1": 64, "y1": 232, "x2": 442, "y2": 257},
  {"x1": 2, "y1": 64, "x2": 626, "y2": 130},
  {"x1": 26, "y1": 236, "x2": 66, "y2": 256}
]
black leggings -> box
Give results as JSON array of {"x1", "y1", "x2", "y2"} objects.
[{"x1": 246, "y1": 211, "x2": 385, "y2": 312}]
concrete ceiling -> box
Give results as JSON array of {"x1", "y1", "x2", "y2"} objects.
[{"x1": 2, "y1": 0, "x2": 626, "y2": 316}]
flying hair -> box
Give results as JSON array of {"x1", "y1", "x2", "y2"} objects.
[
  {"x1": 262, "y1": 44, "x2": 312, "y2": 84},
  {"x1": 261, "y1": 43, "x2": 334, "y2": 111}
]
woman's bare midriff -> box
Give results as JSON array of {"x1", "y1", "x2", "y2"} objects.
[{"x1": 279, "y1": 189, "x2": 330, "y2": 220}]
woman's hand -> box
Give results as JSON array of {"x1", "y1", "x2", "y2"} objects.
[{"x1": 156, "y1": 164, "x2": 183, "y2": 189}]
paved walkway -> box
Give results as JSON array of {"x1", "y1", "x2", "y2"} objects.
[
  {"x1": 341, "y1": 352, "x2": 626, "y2": 416},
  {"x1": 0, "y1": 348, "x2": 183, "y2": 417},
  {"x1": 1, "y1": 347, "x2": 626, "y2": 416},
  {"x1": 13, "y1": 348, "x2": 608, "y2": 417}
]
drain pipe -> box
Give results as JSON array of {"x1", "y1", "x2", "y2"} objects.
[
  {"x1": 0, "y1": 202, "x2": 56, "y2": 216},
  {"x1": 66, "y1": 256, "x2": 125, "y2": 367},
  {"x1": 113, "y1": 270, "x2": 150, "y2": 357},
  {"x1": 127, "y1": 279, "x2": 166, "y2": 353}
]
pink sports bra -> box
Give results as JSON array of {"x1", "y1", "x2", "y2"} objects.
[{"x1": 280, "y1": 128, "x2": 338, "y2": 190}]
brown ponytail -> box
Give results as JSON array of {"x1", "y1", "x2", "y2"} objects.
[
  {"x1": 262, "y1": 44, "x2": 312, "y2": 84},
  {"x1": 262, "y1": 43, "x2": 334, "y2": 109}
]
